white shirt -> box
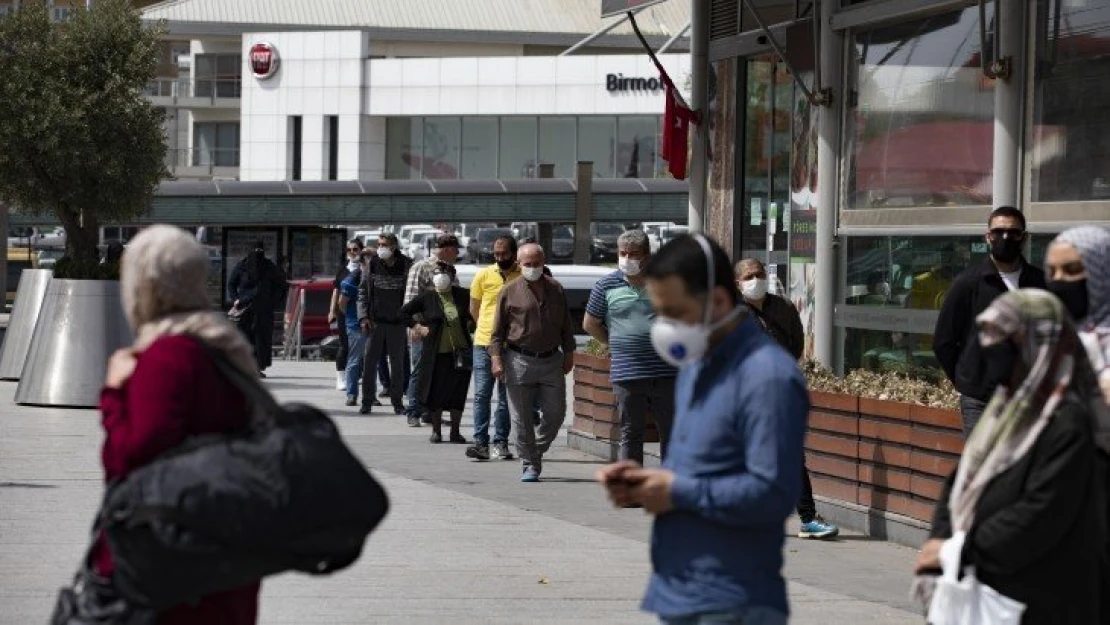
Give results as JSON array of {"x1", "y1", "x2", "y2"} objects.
[{"x1": 999, "y1": 267, "x2": 1022, "y2": 291}]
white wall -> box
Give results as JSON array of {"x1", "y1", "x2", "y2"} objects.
[
  {"x1": 365, "y1": 54, "x2": 688, "y2": 116},
  {"x1": 240, "y1": 31, "x2": 369, "y2": 181},
  {"x1": 368, "y1": 41, "x2": 524, "y2": 58}
]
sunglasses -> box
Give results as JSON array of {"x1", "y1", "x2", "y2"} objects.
[{"x1": 989, "y1": 228, "x2": 1024, "y2": 239}]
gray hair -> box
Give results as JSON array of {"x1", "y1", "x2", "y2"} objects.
[{"x1": 618, "y1": 229, "x2": 650, "y2": 255}]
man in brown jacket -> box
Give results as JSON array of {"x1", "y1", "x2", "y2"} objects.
[{"x1": 491, "y1": 243, "x2": 576, "y2": 483}]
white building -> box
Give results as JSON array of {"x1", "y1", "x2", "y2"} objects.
[{"x1": 141, "y1": 0, "x2": 692, "y2": 183}]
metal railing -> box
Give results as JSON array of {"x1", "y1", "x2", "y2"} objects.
[
  {"x1": 143, "y1": 77, "x2": 242, "y2": 101},
  {"x1": 166, "y1": 148, "x2": 241, "y2": 175}
]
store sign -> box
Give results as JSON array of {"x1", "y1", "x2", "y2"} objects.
[
  {"x1": 601, "y1": 0, "x2": 671, "y2": 18},
  {"x1": 606, "y1": 73, "x2": 664, "y2": 93},
  {"x1": 249, "y1": 42, "x2": 279, "y2": 80}
]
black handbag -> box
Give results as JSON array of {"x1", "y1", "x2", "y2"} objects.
[
  {"x1": 453, "y1": 347, "x2": 473, "y2": 371},
  {"x1": 97, "y1": 342, "x2": 390, "y2": 610},
  {"x1": 50, "y1": 537, "x2": 157, "y2": 625}
]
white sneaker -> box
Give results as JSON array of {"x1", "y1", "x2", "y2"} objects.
[{"x1": 336, "y1": 372, "x2": 345, "y2": 391}]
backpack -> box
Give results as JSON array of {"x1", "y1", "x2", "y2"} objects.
[{"x1": 98, "y1": 343, "x2": 389, "y2": 609}]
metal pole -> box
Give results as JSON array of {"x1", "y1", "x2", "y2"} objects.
[
  {"x1": 992, "y1": 0, "x2": 1024, "y2": 208},
  {"x1": 687, "y1": 0, "x2": 709, "y2": 233},
  {"x1": 814, "y1": 0, "x2": 843, "y2": 369},
  {"x1": 0, "y1": 203, "x2": 7, "y2": 311},
  {"x1": 561, "y1": 12, "x2": 635, "y2": 57},
  {"x1": 574, "y1": 162, "x2": 594, "y2": 265},
  {"x1": 657, "y1": 20, "x2": 692, "y2": 54}
]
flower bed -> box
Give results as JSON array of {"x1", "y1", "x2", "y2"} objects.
[{"x1": 570, "y1": 348, "x2": 659, "y2": 459}]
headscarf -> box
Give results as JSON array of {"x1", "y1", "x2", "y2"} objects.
[
  {"x1": 121, "y1": 225, "x2": 258, "y2": 378},
  {"x1": 1052, "y1": 226, "x2": 1110, "y2": 405}
]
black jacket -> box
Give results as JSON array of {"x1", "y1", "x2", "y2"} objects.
[
  {"x1": 357, "y1": 254, "x2": 412, "y2": 325},
  {"x1": 929, "y1": 400, "x2": 1103, "y2": 625},
  {"x1": 748, "y1": 293, "x2": 804, "y2": 361},
  {"x1": 933, "y1": 258, "x2": 1046, "y2": 400},
  {"x1": 399, "y1": 287, "x2": 474, "y2": 403}
]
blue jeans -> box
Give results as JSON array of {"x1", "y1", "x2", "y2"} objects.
[
  {"x1": 960, "y1": 395, "x2": 988, "y2": 437},
  {"x1": 406, "y1": 339, "x2": 425, "y2": 418},
  {"x1": 345, "y1": 327, "x2": 366, "y2": 399},
  {"x1": 471, "y1": 345, "x2": 510, "y2": 446},
  {"x1": 661, "y1": 607, "x2": 787, "y2": 625}
]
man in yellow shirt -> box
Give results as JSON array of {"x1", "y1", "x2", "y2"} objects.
[{"x1": 465, "y1": 234, "x2": 522, "y2": 461}]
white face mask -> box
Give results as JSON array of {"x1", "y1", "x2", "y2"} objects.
[
  {"x1": 432, "y1": 273, "x2": 452, "y2": 292},
  {"x1": 522, "y1": 266, "x2": 544, "y2": 282},
  {"x1": 377, "y1": 246, "x2": 393, "y2": 260},
  {"x1": 650, "y1": 305, "x2": 742, "y2": 368},
  {"x1": 740, "y1": 278, "x2": 768, "y2": 301},
  {"x1": 618, "y1": 257, "x2": 641, "y2": 277},
  {"x1": 347, "y1": 260, "x2": 360, "y2": 273}
]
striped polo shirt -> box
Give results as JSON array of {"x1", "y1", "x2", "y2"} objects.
[{"x1": 585, "y1": 270, "x2": 676, "y2": 383}]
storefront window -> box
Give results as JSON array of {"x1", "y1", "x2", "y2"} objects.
[
  {"x1": 499, "y1": 116, "x2": 538, "y2": 178},
  {"x1": 577, "y1": 116, "x2": 617, "y2": 178},
  {"x1": 1031, "y1": 0, "x2": 1110, "y2": 202},
  {"x1": 617, "y1": 116, "x2": 658, "y2": 178},
  {"x1": 841, "y1": 235, "x2": 989, "y2": 380},
  {"x1": 460, "y1": 117, "x2": 498, "y2": 179},
  {"x1": 421, "y1": 117, "x2": 461, "y2": 179},
  {"x1": 539, "y1": 117, "x2": 576, "y2": 177},
  {"x1": 845, "y1": 6, "x2": 995, "y2": 209},
  {"x1": 385, "y1": 117, "x2": 423, "y2": 180}
]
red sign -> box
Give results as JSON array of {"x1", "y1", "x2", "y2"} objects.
[{"x1": 249, "y1": 42, "x2": 279, "y2": 80}]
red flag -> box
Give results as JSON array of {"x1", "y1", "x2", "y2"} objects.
[{"x1": 661, "y1": 84, "x2": 696, "y2": 180}]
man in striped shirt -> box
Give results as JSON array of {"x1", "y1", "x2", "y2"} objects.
[{"x1": 584, "y1": 229, "x2": 677, "y2": 465}]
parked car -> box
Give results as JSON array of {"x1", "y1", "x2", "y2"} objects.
[
  {"x1": 283, "y1": 278, "x2": 341, "y2": 355},
  {"x1": 455, "y1": 222, "x2": 495, "y2": 262},
  {"x1": 468, "y1": 227, "x2": 514, "y2": 264},
  {"x1": 659, "y1": 225, "x2": 690, "y2": 247},
  {"x1": 590, "y1": 222, "x2": 626, "y2": 263},
  {"x1": 453, "y1": 263, "x2": 610, "y2": 341},
  {"x1": 8, "y1": 227, "x2": 65, "y2": 250},
  {"x1": 6, "y1": 246, "x2": 39, "y2": 311},
  {"x1": 640, "y1": 221, "x2": 677, "y2": 253},
  {"x1": 406, "y1": 229, "x2": 443, "y2": 261},
  {"x1": 551, "y1": 225, "x2": 575, "y2": 264},
  {"x1": 397, "y1": 224, "x2": 434, "y2": 248}
]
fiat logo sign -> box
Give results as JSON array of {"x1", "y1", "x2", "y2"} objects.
[{"x1": 249, "y1": 42, "x2": 279, "y2": 80}]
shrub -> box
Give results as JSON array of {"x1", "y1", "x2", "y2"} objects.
[{"x1": 801, "y1": 360, "x2": 959, "y2": 410}]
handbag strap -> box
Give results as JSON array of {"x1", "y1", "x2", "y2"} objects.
[{"x1": 188, "y1": 337, "x2": 280, "y2": 428}]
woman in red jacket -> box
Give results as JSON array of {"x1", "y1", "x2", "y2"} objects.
[{"x1": 95, "y1": 224, "x2": 262, "y2": 624}]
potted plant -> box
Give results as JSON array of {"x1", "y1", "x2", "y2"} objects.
[
  {"x1": 569, "y1": 338, "x2": 660, "y2": 459},
  {"x1": 0, "y1": 0, "x2": 168, "y2": 406}
]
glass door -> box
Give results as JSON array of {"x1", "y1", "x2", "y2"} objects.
[{"x1": 738, "y1": 53, "x2": 793, "y2": 292}]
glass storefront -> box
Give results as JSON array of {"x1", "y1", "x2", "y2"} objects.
[
  {"x1": 384, "y1": 115, "x2": 664, "y2": 180},
  {"x1": 1030, "y1": 0, "x2": 1110, "y2": 202},
  {"x1": 844, "y1": 6, "x2": 995, "y2": 209}
]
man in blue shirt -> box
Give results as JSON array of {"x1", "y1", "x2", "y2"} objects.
[
  {"x1": 584, "y1": 229, "x2": 676, "y2": 464},
  {"x1": 337, "y1": 252, "x2": 368, "y2": 407},
  {"x1": 597, "y1": 234, "x2": 809, "y2": 625}
]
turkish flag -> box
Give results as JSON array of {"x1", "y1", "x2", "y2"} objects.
[{"x1": 661, "y1": 84, "x2": 696, "y2": 180}]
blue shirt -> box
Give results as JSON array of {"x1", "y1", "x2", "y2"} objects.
[
  {"x1": 340, "y1": 272, "x2": 361, "y2": 333},
  {"x1": 585, "y1": 271, "x2": 676, "y2": 382},
  {"x1": 642, "y1": 316, "x2": 809, "y2": 618}
]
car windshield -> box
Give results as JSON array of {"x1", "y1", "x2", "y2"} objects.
[
  {"x1": 477, "y1": 229, "x2": 512, "y2": 243},
  {"x1": 594, "y1": 224, "x2": 624, "y2": 237}
]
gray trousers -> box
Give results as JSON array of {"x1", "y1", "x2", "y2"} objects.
[
  {"x1": 613, "y1": 377, "x2": 676, "y2": 464},
  {"x1": 504, "y1": 350, "x2": 566, "y2": 471}
]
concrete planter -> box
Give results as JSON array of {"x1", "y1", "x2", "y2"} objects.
[
  {"x1": 806, "y1": 390, "x2": 963, "y2": 545},
  {"x1": 567, "y1": 351, "x2": 658, "y2": 461},
  {"x1": 0, "y1": 269, "x2": 53, "y2": 380},
  {"x1": 15, "y1": 279, "x2": 132, "y2": 408}
]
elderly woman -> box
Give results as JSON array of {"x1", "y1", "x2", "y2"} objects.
[
  {"x1": 400, "y1": 261, "x2": 474, "y2": 444},
  {"x1": 913, "y1": 289, "x2": 1104, "y2": 624},
  {"x1": 96, "y1": 225, "x2": 261, "y2": 624}
]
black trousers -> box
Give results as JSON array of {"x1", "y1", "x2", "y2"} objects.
[
  {"x1": 335, "y1": 314, "x2": 349, "y2": 372},
  {"x1": 798, "y1": 456, "x2": 817, "y2": 523},
  {"x1": 362, "y1": 323, "x2": 407, "y2": 410}
]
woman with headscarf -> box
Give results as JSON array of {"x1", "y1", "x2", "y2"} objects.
[
  {"x1": 227, "y1": 240, "x2": 287, "y2": 377},
  {"x1": 911, "y1": 289, "x2": 1104, "y2": 624},
  {"x1": 1046, "y1": 225, "x2": 1110, "y2": 405},
  {"x1": 96, "y1": 225, "x2": 261, "y2": 624},
  {"x1": 399, "y1": 261, "x2": 473, "y2": 444}
]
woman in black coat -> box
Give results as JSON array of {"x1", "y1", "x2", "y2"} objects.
[
  {"x1": 227, "y1": 240, "x2": 288, "y2": 376},
  {"x1": 400, "y1": 262, "x2": 473, "y2": 444},
  {"x1": 913, "y1": 289, "x2": 1104, "y2": 625}
]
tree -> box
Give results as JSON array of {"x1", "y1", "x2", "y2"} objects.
[{"x1": 0, "y1": 0, "x2": 167, "y2": 278}]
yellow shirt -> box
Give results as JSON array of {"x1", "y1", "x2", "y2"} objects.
[{"x1": 471, "y1": 263, "x2": 522, "y2": 346}]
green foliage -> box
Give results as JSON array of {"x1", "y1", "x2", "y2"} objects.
[
  {"x1": 582, "y1": 338, "x2": 611, "y2": 357},
  {"x1": 53, "y1": 256, "x2": 120, "y2": 280},
  {"x1": 0, "y1": 0, "x2": 168, "y2": 272}
]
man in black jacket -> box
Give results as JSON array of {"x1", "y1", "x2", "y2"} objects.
[
  {"x1": 358, "y1": 233, "x2": 413, "y2": 415},
  {"x1": 933, "y1": 206, "x2": 1046, "y2": 435},
  {"x1": 736, "y1": 258, "x2": 838, "y2": 540}
]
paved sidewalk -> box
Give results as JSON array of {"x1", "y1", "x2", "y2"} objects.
[{"x1": 0, "y1": 360, "x2": 924, "y2": 624}]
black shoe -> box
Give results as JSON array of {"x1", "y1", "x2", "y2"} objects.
[
  {"x1": 258, "y1": 371, "x2": 267, "y2": 379},
  {"x1": 378, "y1": 390, "x2": 390, "y2": 398},
  {"x1": 359, "y1": 405, "x2": 372, "y2": 415},
  {"x1": 429, "y1": 432, "x2": 443, "y2": 444},
  {"x1": 421, "y1": 414, "x2": 433, "y2": 424},
  {"x1": 372, "y1": 398, "x2": 383, "y2": 406},
  {"x1": 394, "y1": 406, "x2": 406, "y2": 416},
  {"x1": 466, "y1": 444, "x2": 491, "y2": 461},
  {"x1": 406, "y1": 416, "x2": 421, "y2": 427},
  {"x1": 345, "y1": 397, "x2": 357, "y2": 407}
]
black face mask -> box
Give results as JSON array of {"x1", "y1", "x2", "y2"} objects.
[
  {"x1": 990, "y1": 236, "x2": 1023, "y2": 264},
  {"x1": 496, "y1": 259, "x2": 514, "y2": 271},
  {"x1": 1048, "y1": 279, "x2": 1089, "y2": 321},
  {"x1": 981, "y1": 340, "x2": 1020, "y2": 390}
]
